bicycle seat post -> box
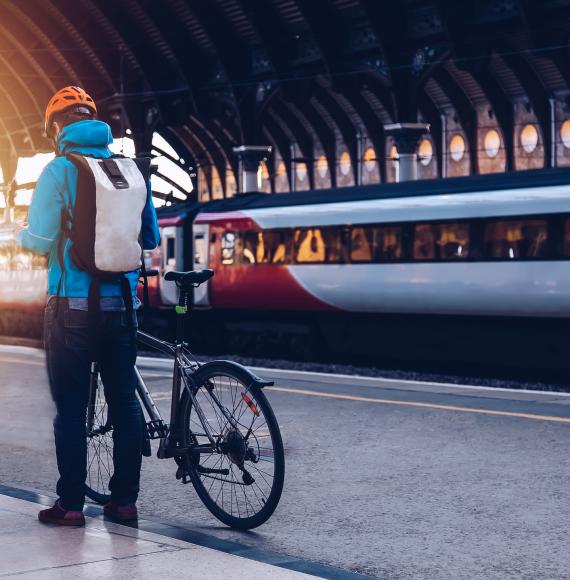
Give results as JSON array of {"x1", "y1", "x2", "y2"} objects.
[{"x1": 175, "y1": 286, "x2": 190, "y2": 345}]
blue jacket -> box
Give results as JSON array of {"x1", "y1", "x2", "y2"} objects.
[{"x1": 17, "y1": 120, "x2": 160, "y2": 298}]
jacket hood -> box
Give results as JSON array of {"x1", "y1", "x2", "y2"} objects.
[{"x1": 57, "y1": 120, "x2": 113, "y2": 154}]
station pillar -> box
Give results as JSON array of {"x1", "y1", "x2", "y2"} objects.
[
  {"x1": 384, "y1": 123, "x2": 428, "y2": 182},
  {"x1": 233, "y1": 145, "x2": 272, "y2": 193}
]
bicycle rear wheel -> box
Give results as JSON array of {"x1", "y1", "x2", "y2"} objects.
[
  {"x1": 84, "y1": 374, "x2": 113, "y2": 504},
  {"x1": 178, "y1": 362, "x2": 285, "y2": 529}
]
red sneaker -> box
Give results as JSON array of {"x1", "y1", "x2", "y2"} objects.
[
  {"x1": 38, "y1": 500, "x2": 85, "y2": 526},
  {"x1": 103, "y1": 501, "x2": 138, "y2": 522}
]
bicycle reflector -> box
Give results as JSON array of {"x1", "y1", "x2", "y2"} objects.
[{"x1": 242, "y1": 393, "x2": 260, "y2": 416}]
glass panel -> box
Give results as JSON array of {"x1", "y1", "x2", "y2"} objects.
[
  {"x1": 351, "y1": 226, "x2": 402, "y2": 262},
  {"x1": 484, "y1": 219, "x2": 548, "y2": 259},
  {"x1": 413, "y1": 224, "x2": 436, "y2": 260},
  {"x1": 241, "y1": 231, "x2": 258, "y2": 264},
  {"x1": 265, "y1": 230, "x2": 290, "y2": 264},
  {"x1": 414, "y1": 223, "x2": 469, "y2": 260},
  {"x1": 221, "y1": 232, "x2": 236, "y2": 265},
  {"x1": 294, "y1": 228, "x2": 342, "y2": 263},
  {"x1": 437, "y1": 223, "x2": 469, "y2": 259},
  {"x1": 166, "y1": 237, "x2": 175, "y2": 266},
  {"x1": 373, "y1": 226, "x2": 402, "y2": 261},
  {"x1": 351, "y1": 227, "x2": 373, "y2": 262},
  {"x1": 564, "y1": 219, "x2": 570, "y2": 256}
]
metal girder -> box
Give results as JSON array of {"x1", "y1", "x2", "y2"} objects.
[
  {"x1": 293, "y1": 0, "x2": 345, "y2": 76},
  {"x1": 185, "y1": 117, "x2": 231, "y2": 196},
  {"x1": 271, "y1": 99, "x2": 314, "y2": 188},
  {"x1": 358, "y1": 0, "x2": 417, "y2": 122},
  {"x1": 516, "y1": 0, "x2": 570, "y2": 87},
  {"x1": 417, "y1": 89, "x2": 443, "y2": 178},
  {"x1": 337, "y1": 78, "x2": 387, "y2": 183},
  {"x1": 497, "y1": 41, "x2": 552, "y2": 168},
  {"x1": 262, "y1": 114, "x2": 293, "y2": 190},
  {"x1": 297, "y1": 99, "x2": 337, "y2": 188},
  {"x1": 313, "y1": 83, "x2": 359, "y2": 184},
  {"x1": 237, "y1": 0, "x2": 299, "y2": 101},
  {"x1": 432, "y1": 67, "x2": 478, "y2": 173},
  {"x1": 186, "y1": 0, "x2": 253, "y2": 141},
  {"x1": 434, "y1": 1, "x2": 515, "y2": 171}
]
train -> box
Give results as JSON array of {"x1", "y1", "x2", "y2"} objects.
[{"x1": 3, "y1": 167, "x2": 570, "y2": 371}]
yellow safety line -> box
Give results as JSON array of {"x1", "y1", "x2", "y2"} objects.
[{"x1": 268, "y1": 386, "x2": 570, "y2": 424}]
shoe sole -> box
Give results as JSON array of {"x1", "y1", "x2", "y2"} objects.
[
  {"x1": 38, "y1": 516, "x2": 85, "y2": 527},
  {"x1": 103, "y1": 511, "x2": 138, "y2": 522}
]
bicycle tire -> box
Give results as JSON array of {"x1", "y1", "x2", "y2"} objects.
[
  {"x1": 84, "y1": 375, "x2": 113, "y2": 505},
  {"x1": 178, "y1": 361, "x2": 285, "y2": 529}
]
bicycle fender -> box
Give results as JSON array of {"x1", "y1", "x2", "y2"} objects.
[{"x1": 198, "y1": 360, "x2": 274, "y2": 388}]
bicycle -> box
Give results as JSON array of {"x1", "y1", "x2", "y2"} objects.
[{"x1": 84, "y1": 268, "x2": 285, "y2": 529}]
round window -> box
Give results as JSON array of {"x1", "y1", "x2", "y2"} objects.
[
  {"x1": 418, "y1": 139, "x2": 433, "y2": 166},
  {"x1": 276, "y1": 162, "x2": 287, "y2": 177},
  {"x1": 449, "y1": 134, "x2": 465, "y2": 162},
  {"x1": 560, "y1": 119, "x2": 570, "y2": 149},
  {"x1": 363, "y1": 147, "x2": 376, "y2": 172},
  {"x1": 339, "y1": 151, "x2": 351, "y2": 176},
  {"x1": 484, "y1": 129, "x2": 501, "y2": 158},
  {"x1": 520, "y1": 124, "x2": 539, "y2": 154},
  {"x1": 316, "y1": 155, "x2": 328, "y2": 178},
  {"x1": 296, "y1": 162, "x2": 307, "y2": 181}
]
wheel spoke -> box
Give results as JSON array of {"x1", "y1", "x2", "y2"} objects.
[{"x1": 182, "y1": 371, "x2": 283, "y2": 526}]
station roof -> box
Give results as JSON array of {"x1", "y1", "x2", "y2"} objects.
[{"x1": 0, "y1": 0, "x2": 569, "y2": 194}]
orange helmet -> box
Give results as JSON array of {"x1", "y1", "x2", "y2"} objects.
[{"x1": 44, "y1": 86, "x2": 97, "y2": 136}]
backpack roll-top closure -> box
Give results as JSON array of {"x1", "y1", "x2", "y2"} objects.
[{"x1": 66, "y1": 153, "x2": 148, "y2": 278}]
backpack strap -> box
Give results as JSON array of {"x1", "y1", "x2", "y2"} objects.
[{"x1": 54, "y1": 206, "x2": 72, "y2": 318}]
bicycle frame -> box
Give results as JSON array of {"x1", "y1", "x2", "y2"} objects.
[{"x1": 134, "y1": 329, "x2": 224, "y2": 454}]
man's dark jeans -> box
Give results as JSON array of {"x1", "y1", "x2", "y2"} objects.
[{"x1": 44, "y1": 299, "x2": 142, "y2": 511}]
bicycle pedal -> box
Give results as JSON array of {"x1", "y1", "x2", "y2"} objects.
[{"x1": 175, "y1": 466, "x2": 192, "y2": 484}]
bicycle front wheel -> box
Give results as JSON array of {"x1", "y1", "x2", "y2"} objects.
[{"x1": 179, "y1": 362, "x2": 285, "y2": 529}]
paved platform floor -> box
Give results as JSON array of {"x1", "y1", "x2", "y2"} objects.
[{"x1": 0, "y1": 493, "x2": 320, "y2": 579}]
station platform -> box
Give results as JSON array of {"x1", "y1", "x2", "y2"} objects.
[{"x1": 0, "y1": 488, "x2": 322, "y2": 580}]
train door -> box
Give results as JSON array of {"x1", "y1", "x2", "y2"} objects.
[
  {"x1": 193, "y1": 223, "x2": 210, "y2": 307},
  {"x1": 159, "y1": 225, "x2": 184, "y2": 306}
]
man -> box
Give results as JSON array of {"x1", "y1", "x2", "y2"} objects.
[{"x1": 17, "y1": 86, "x2": 160, "y2": 526}]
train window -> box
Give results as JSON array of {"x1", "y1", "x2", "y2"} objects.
[
  {"x1": 257, "y1": 230, "x2": 291, "y2": 264},
  {"x1": 294, "y1": 228, "x2": 342, "y2": 263},
  {"x1": 234, "y1": 230, "x2": 293, "y2": 265},
  {"x1": 351, "y1": 227, "x2": 373, "y2": 261},
  {"x1": 351, "y1": 226, "x2": 402, "y2": 262},
  {"x1": 166, "y1": 237, "x2": 175, "y2": 266},
  {"x1": 221, "y1": 232, "x2": 236, "y2": 265},
  {"x1": 413, "y1": 224, "x2": 436, "y2": 260},
  {"x1": 484, "y1": 219, "x2": 548, "y2": 259},
  {"x1": 413, "y1": 223, "x2": 469, "y2": 261},
  {"x1": 564, "y1": 219, "x2": 570, "y2": 257},
  {"x1": 241, "y1": 231, "x2": 258, "y2": 264},
  {"x1": 437, "y1": 223, "x2": 469, "y2": 259}
]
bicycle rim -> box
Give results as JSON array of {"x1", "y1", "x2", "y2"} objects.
[
  {"x1": 85, "y1": 375, "x2": 113, "y2": 504},
  {"x1": 179, "y1": 365, "x2": 285, "y2": 529}
]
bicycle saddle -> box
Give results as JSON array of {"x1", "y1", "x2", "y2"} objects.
[{"x1": 164, "y1": 269, "x2": 214, "y2": 288}]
